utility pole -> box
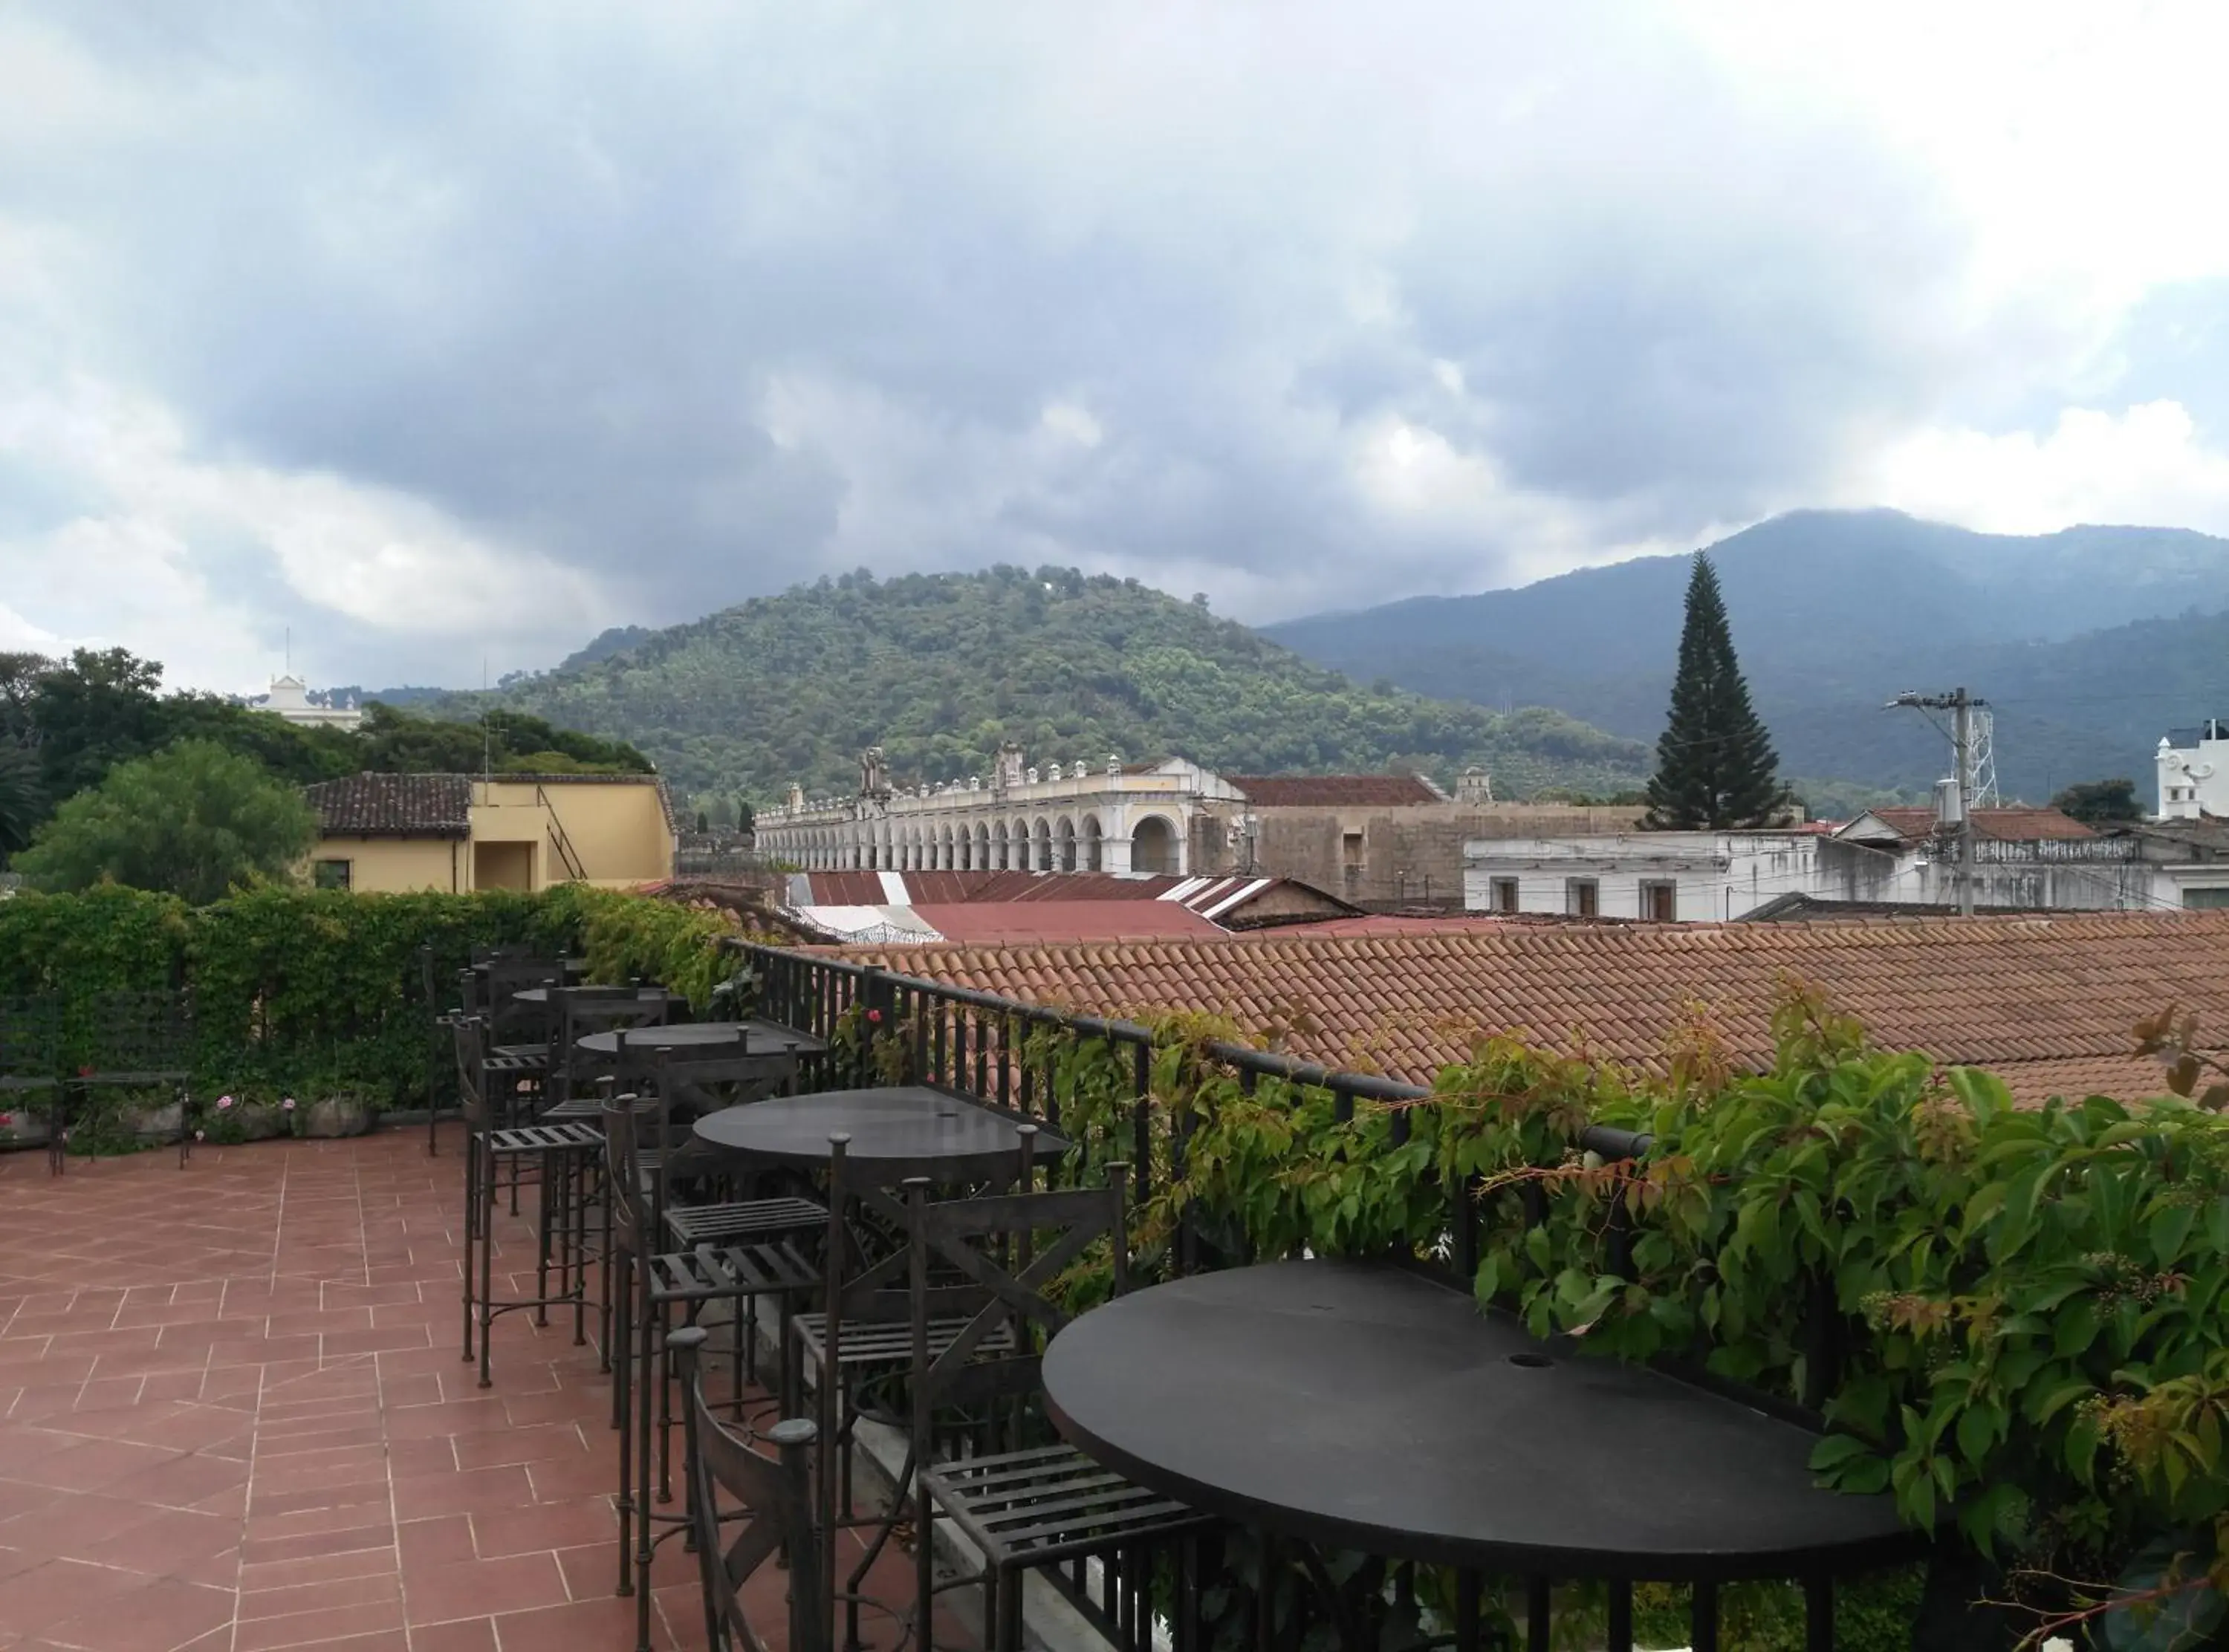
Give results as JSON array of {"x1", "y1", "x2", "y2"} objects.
[{"x1": 1885, "y1": 687, "x2": 1982, "y2": 917}]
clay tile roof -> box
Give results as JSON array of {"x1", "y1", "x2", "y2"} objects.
[
  {"x1": 1856, "y1": 806, "x2": 2095, "y2": 843},
  {"x1": 305, "y1": 773, "x2": 471, "y2": 838},
  {"x1": 841, "y1": 911, "x2": 2229, "y2": 1104},
  {"x1": 1226, "y1": 774, "x2": 1442, "y2": 807}
]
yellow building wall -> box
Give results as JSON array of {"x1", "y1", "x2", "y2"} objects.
[
  {"x1": 310, "y1": 836, "x2": 463, "y2": 894},
  {"x1": 310, "y1": 780, "x2": 672, "y2": 894},
  {"x1": 468, "y1": 780, "x2": 674, "y2": 888}
]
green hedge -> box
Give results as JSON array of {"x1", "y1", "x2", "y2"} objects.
[{"x1": 0, "y1": 883, "x2": 738, "y2": 1109}]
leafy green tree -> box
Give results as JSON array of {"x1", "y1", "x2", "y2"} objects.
[
  {"x1": 0, "y1": 743, "x2": 42, "y2": 858},
  {"x1": 2050, "y1": 776, "x2": 2144, "y2": 826},
  {"x1": 16, "y1": 740, "x2": 320, "y2": 905},
  {"x1": 1643, "y1": 554, "x2": 1785, "y2": 829}
]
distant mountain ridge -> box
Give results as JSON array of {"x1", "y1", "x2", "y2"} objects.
[
  {"x1": 445, "y1": 567, "x2": 1652, "y2": 804},
  {"x1": 1263, "y1": 510, "x2": 2229, "y2": 798}
]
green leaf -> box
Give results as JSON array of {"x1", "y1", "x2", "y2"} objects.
[
  {"x1": 1956, "y1": 1404, "x2": 1998, "y2": 1466},
  {"x1": 2150, "y1": 1202, "x2": 2199, "y2": 1269},
  {"x1": 1808, "y1": 1434, "x2": 1872, "y2": 1473}
]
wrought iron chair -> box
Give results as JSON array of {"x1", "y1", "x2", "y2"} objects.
[
  {"x1": 795, "y1": 1132, "x2": 1020, "y2": 1650},
  {"x1": 0, "y1": 996, "x2": 60, "y2": 1163},
  {"x1": 548, "y1": 986, "x2": 673, "y2": 1111},
  {"x1": 65, "y1": 990, "x2": 195, "y2": 1173},
  {"x1": 905, "y1": 1134, "x2": 1209, "y2": 1652},
  {"x1": 421, "y1": 945, "x2": 458, "y2": 1157},
  {"x1": 453, "y1": 1014, "x2": 602, "y2": 1386},
  {"x1": 535, "y1": 989, "x2": 677, "y2": 1368},
  {"x1": 669, "y1": 1324, "x2": 830, "y2": 1652},
  {"x1": 601, "y1": 1094, "x2": 817, "y2": 1652},
  {"x1": 483, "y1": 957, "x2": 564, "y2": 1064}
]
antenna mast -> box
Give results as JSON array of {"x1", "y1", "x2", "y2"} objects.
[
  {"x1": 1965, "y1": 706, "x2": 1999, "y2": 809},
  {"x1": 1884, "y1": 687, "x2": 1985, "y2": 917}
]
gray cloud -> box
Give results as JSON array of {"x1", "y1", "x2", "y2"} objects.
[{"x1": 0, "y1": 1, "x2": 2212, "y2": 692}]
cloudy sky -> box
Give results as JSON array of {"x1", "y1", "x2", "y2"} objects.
[{"x1": 5, "y1": 2, "x2": 2229, "y2": 695}]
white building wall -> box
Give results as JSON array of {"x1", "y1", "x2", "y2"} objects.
[
  {"x1": 753, "y1": 759, "x2": 1221, "y2": 877},
  {"x1": 1467, "y1": 831, "x2": 2155, "y2": 918},
  {"x1": 1462, "y1": 833, "x2": 1823, "y2": 922},
  {"x1": 2156, "y1": 726, "x2": 2229, "y2": 819}
]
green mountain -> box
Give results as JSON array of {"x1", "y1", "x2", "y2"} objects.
[
  {"x1": 1263, "y1": 510, "x2": 2229, "y2": 797},
  {"x1": 450, "y1": 566, "x2": 1650, "y2": 804}
]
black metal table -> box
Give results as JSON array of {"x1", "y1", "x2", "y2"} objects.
[
  {"x1": 576, "y1": 1019, "x2": 828, "y2": 1058},
  {"x1": 513, "y1": 986, "x2": 684, "y2": 1008},
  {"x1": 1043, "y1": 1259, "x2": 1912, "y2": 1648},
  {"x1": 690, "y1": 1085, "x2": 1065, "y2": 1180}
]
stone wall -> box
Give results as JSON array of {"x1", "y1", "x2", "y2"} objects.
[{"x1": 1194, "y1": 801, "x2": 1645, "y2": 907}]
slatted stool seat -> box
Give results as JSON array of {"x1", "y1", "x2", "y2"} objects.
[
  {"x1": 464, "y1": 1108, "x2": 603, "y2": 1388},
  {"x1": 664, "y1": 1194, "x2": 826, "y2": 1246},
  {"x1": 792, "y1": 1311, "x2": 1016, "y2": 1381},
  {"x1": 921, "y1": 1443, "x2": 1211, "y2": 1639}
]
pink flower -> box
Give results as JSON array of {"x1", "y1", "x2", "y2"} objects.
[
  {"x1": 282, "y1": 1097, "x2": 296, "y2": 1111},
  {"x1": 216, "y1": 1095, "x2": 234, "y2": 1111},
  {"x1": 866, "y1": 1009, "x2": 883, "y2": 1025},
  {"x1": 0, "y1": 1113, "x2": 11, "y2": 1128}
]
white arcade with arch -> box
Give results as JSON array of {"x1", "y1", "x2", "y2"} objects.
[{"x1": 753, "y1": 751, "x2": 1243, "y2": 876}]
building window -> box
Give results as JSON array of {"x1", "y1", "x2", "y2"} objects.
[
  {"x1": 1639, "y1": 879, "x2": 1676, "y2": 922},
  {"x1": 1566, "y1": 877, "x2": 1599, "y2": 918},
  {"x1": 312, "y1": 859, "x2": 351, "y2": 891},
  {"x1": 1341, "y1": 830, "x2": 1364, "y2": 872},
  {"x1": 2184, "y1": 887, "x2": 2229, "y2": 909},
  {"x1": 1490, "y1": 877, "x2": 1519, "y2": 914}
]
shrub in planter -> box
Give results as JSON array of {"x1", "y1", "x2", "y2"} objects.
[
  {"x1": 0, "y1": 1105, "x2": 53, "y2": 1148},
  {"x1": 201, "y1": 1091, "x2": 293, "y2": 1145},
  {"x1": 304, "y1": 1093, "x2": 372, "y2": 1139}
]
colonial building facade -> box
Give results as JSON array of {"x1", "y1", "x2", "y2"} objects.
[
  {"x1": 754, "y1": 746, "x2": 1648, "y2": 897},
  {"x1": 751, "y1": 747, "x2": 1230, "y2": 875}
]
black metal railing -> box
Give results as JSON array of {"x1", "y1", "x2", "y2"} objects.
[{"x1": 733, "y1": 938, "x2": 1910, "y2": 1651}]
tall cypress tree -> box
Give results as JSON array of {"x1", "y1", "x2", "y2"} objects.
[{"x1": 1644, "y1": 553, "x2": 1785, "y2": 829}]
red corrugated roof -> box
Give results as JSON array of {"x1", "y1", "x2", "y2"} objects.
[
  {"x1": 799, "y1": 870, "x2": 1190, "y2": 904},
  {"x1": 908, "y1": 902, "x2": 1227, "y2": 943}
]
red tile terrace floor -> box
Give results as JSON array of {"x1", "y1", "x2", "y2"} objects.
[{"x1": 0, "y1": 1128, "x2": 926, "y2": 1652}]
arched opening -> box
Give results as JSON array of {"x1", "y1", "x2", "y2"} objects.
[
  {"x1": 1056, "y1": 816, "x2": 1078, "y2": 873},
  {"x1": 941, "y1": 824, "x2": 957, "y2": 871},
  {"x1": 1031, "y1": 817, "x2": 1053, "y2": 872},
  {"x1": 1131, "y1": 814, "x2": 1179, "y2": 876},
  {"x1": 1082, "y1": 815, "x2": 1104, "y2": 872},
  {"x1": 992, "y1": 820, "x2": 1010, "y2": 871},
  {"x1": 1011, "y1": 819, "x2": 1031, "y2": 871},
  {"x1": 974, "y1": 822, "x2": 991, "y2": 871}
]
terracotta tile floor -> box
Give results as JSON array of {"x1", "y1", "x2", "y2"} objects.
[{"x1": 0, "y1": 1128, "x2": 932, "y2": 1652}]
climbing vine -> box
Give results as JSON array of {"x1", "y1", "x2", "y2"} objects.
[
  {"x1": 0, "y1": 882, "x2": 742, "y2": 1114},
  {"x1": 1021, "y1": 982, "x2": 2229, "y2": 1648}
]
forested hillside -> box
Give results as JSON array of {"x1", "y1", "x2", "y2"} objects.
[
  {"x1": 450, "y1": 567, "x2": 1652, "y2": 804},
  {"x1": 1265, "y1": 510, "x2": 2229, "y2": 796}
]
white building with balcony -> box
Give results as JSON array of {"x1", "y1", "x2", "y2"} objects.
[
  {"x1": 2156, "y1": 721, "x2": 2229, "y2": 819},
  {"x1": 258, "y1": 674, "x2": 363, "y2": 732}
]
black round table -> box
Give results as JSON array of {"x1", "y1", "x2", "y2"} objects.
[
  {"x1": 1042, "y1": 1258, "x2": 1910, "y2": 1581},
  {"x1": 513, "y1": 986, "x2": 684, "y2": 1007},
  {"x1": 691, "y1": 1086, "x2": 1065, "y2": 1181},
  {"x1": 575, "y1": 1020, "x2": 828, "y2": 1057}
]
